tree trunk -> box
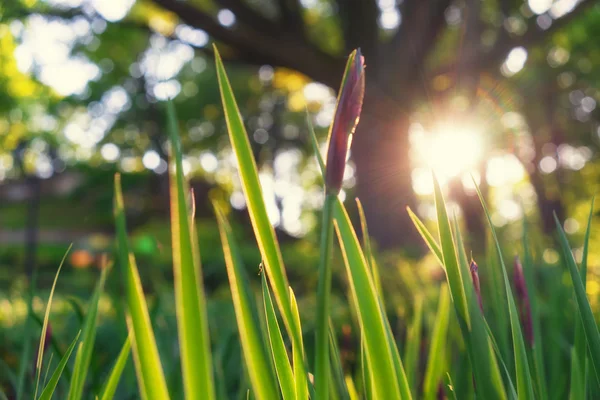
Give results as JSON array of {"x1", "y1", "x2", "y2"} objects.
[{"x1": 352, "y1": 87, "x2": 422, "y2": 252}]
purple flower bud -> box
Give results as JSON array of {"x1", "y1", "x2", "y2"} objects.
[
  {"x1": 325, "y1": 49, "x2": 365, "y2": 194},
  {"x1": 470, "y1": 260, "x2": 483, "y2": 313},
  {"x1": 514, "y1": 256, "x2": 533, "y2": 346}
]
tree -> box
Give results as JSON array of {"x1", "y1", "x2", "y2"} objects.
[{"x1": 4, "y1": 0, "x2": 598, "y2": 249}]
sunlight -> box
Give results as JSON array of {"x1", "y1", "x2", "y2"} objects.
[{"x1": 411, "y1": 122, "x2": 483, "y2": 182}]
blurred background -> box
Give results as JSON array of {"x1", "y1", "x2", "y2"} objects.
[{"x1": 1, "y1": 0, "x2": 600, "y2": 396}]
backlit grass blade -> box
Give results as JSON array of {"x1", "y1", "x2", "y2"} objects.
[
  {"x1": 34, "y1": 244, "x2": 72, "y2": 399},
  {"x1": 289, "y1": 287, "x2": 308, "y2": 400},
  {"x1": 522, "y1": 218, "x2": 548, "y2": 400},
  {"x1": 333, "y1": 214, "x2": 402, "y2": 400},
  {"x1": 423, "y1": 285, "x2": 450, "y2": 400},
  {"x1": 473, "y1": 182, "x2": 535, "y2": 400},
  {"x1": 329, "y1": 322, "x2": 350, "y2": 400},
  {"x1": 166, "y1": 98, "x2": 215, "y2": 400},
  {"x1": 570, "y1": 198, "x2": 594, "y2": 400},
  {"x1": 68, "y1": 266, "x2": 108, "y2": 400},
  {"x1": 114, "y1": 174, "x2": 169, "y2": 400},
  {"x1": 404, "y1": 297, "x2": 423, "y2": 396},
  {"x1": 216, "y1": 207, "x2": 278, "y2": 400},
  {"x1": 554, "y1": 212, "x2": 600, "y2": 384},
  {"x1": 98, "y1": 336, "x2": 132, "y2": 400},
  {"x1": 407, "y1": 207, "x2": 443, "y2": 267},
  {"x1": 38, "y1": 331, "x2": 81, "y2": 400},
  {"x1": 262, "y1": 273, "x2": 295, "y2": 400},
  {"x1": 356, "y1": 198, "x2": 383, "y2": 301},
  {"x1": 214, "y1": 46, "x2": 300, "y2": 352}
]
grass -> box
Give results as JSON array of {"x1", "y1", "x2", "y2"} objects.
[{"x1": 2, "y1": 47, "x2": 600, "y2": 400}]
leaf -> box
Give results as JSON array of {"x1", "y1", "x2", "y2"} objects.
[
  {"x1": 214, "y1": 45, "x2": 301, "y2": 354},
  {"x1": 68, "y1": 267, "x2": 109, "y2": 400},
  {"x1": 38, "y1": 331, "x2": 81, "y2": 400},
  {"x1": 262, "y1": 274, "x2": 295, "y2": 400},
  {"x1": 166, "y1": 98, "x2": 215, "y2": 400},
  {"x1": 423, "y1": 286, "x2": 450, "y2": 400},
  {"x1": 329, "y1": 323, "x2": 351, "y2": 400},
  {"x1": 554, "y1": 212, "x2": 600, "y2": 385},
  {"x1": 407, "y1": 207, "x2": 444, "y2": 268},
  {"x1": 34, "y1": 244, "x2": 72, "y2": 399},
  {"x1": 98, "y1": 335, "x2": 132, "y2": 400},
  {"x1": 356, "y1": 198, "x2": 383, "y2": 302},
  {"x1": 404, "y1": 297, "x2": 423, "y2": 396},
  {"x1": 473, "y1": 182, "x2": 535, "y2": 400},
  {"x1": 114, "y1": 174, "x2": 170, "y2": 400},
  {"x1": 216, "y1": 207, "x2": 278, "y2": 400},
  {"x1": 289, "y1": 287, "x2": 308, "y2": 400}
]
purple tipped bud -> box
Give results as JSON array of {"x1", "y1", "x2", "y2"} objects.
[
  {"x1": 470, "y1": 260, "x2": 483, "y2": 313},
  {"x1": 514, "y1": 256, "x2": 533, "y2": 346},
  {"x1": 325, "y1": 49, "x2": 365, "y2": 195}
]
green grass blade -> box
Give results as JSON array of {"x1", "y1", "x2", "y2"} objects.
[
  {"x1": 570, "y1": 198, "x2": 594, "y2": 400},
  {"x1": 214, "y1": 46, "x2": 300, "y2": 354},
  {"x1": 262, "y1": 274, "x2": 295, "y2": 400},
  {"x1": 333, "y1": 213, "x2": 402, "y2": 400},
  {"x1": 404, "y1": 297, "x2": 423, "y2": 396},
  {"x1": 473, "y1": 182, "x2": 535, "y2": 400},
  {"x1": 166, "y1": 98, "x2": 215, "y2": 400},
  {"x1": 423, "y1": 285, "x2": 450, "y2": 400},
  {"x1": 34, "y1": 244, "x2": 72, "y2": 399},
  {"x1": 68, "y1": 267, "x2": 108, "y2": 400},
  {"x1": 356, "y1": 198, "x2": 383, "y2": 301},
  {"x1": 407, "y1": 207, "x2": 444, "y2": 267},
  {"x1": 289, "y1": 287, "x2": 308, "y2": 400},
  {"x1": 38, "y1": 331, "x2": 81, "y2": 400},
  {"x1": 329, "y1": 323, "x2": 351, "y2": 400},
  {"x1": 216, "y1": 208, "x2": 279, "y2": 400},
  {"x1": 98, "y1": 335, "x2": 132, "y2": 400},
  {"x1": 114, "y1": 174, "x2": 170, "y2": 400},
  {"x1": 554, "y1": 212, "x2": 600, "y2": 385}
]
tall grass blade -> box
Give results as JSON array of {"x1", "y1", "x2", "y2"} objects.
[
  {"x1": 38, "y1": 331, "x2": 81, "y2": 400},
  {"x1": 570, "y1": 198, "x2": 594, "y2": 399},
  {"x1": 34, "y1": 244, "x2": 72, "y2": 399},
  {"x1": 473, "y1": 182, "x2": 535, "y2": 400},
  {"x1": 166, "y1": 98, "x2": 215, "y2": 400},
  {"x1": 554, "y1": 212, "x2": 600, "y2": 384},
  {"x1": 356, "y1": 198, "x2": 383, "y2": 301},
  {"x1": 216, "y1": 208, "x2": 278, "y2": 400},
  {"x1": 407, "y1": 207, "x2": 443, "y2": 267},
  {"x1": 329, "y1": 322, "x2": 351, "y2": 400},
  {"x1": 423, "y1": 286, "x2": 450, "y2": 400},
  {"x1": 68, "y1": 266, "x2": 108, "y2": 400},
  {"x1": 98, "y1": 336, "x2": 132, "y2": 400},
  {"x1": 289, "y1": 287, "x2": 308, "y2": 400},
  {"x1": 404, "y1": 297, "x2": 423, "y2": 396},
  {"x1": 261, "y1": 273, "x2": 295, "y2": 400},
  {"x1": 114, "y1": 174, "x2": 170, "y2": 400},
  {"x1": 214, "y1": 46, "x2": 301, "y2": 352}
]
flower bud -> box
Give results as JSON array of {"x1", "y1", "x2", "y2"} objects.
[
  {"x1": 514, "y1": 256, "x2": 533, "y2": 346},
  {"x1": 470, "y1": 260, "x2": 483, "y2": 313},
  {"x1": 325, "y1": 49, "x2": 365, "y2": 194}
]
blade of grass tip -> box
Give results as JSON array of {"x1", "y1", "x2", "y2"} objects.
[
  {"x1": 333, "y1": 216, "x2": 402, "y2": 400},
  {"x1": 360, "y1": 336, "x2": 373, "y2": 400},
  {"x1": 356, "y1": 198, "x2": 383, "y2": 302},
  {"x1": 34, "y1": 244, "x2": 72, "y2": 399},
  {"x1": 473, "y1": 180, "x2": 535, "y2": 400},
  {"x1": 38, "y1": 331, "x2": 81, "y2": 400},
  {"x1": 522, "y1": 218, "x2": 548, "y2": 400},
  {"x1": 68, "y1": 266, "x2": 109, "y2": 400},
  {"x1": 329, "y1": 322, "x2": 351, "y2": 400},
  {"x1": 114, "y1": 174, "x2": 169, "y2": 400},
  {"x1": 423, "y1": 285, "x2": 450, "y2": 400},
  {"x1": 445, "y1": 373, "x2": 458, "y2": 400},
  {"x1": 214, "y1": 45, "x2": 300, "y2": 354},
  {"x1": 407, "y1": 207, "x2": 443, "y2": 268},
  {"x1": 261, "y1": 273, "x2": 295, "y2": 400},
  {"x1": 554, "y1": 211, "x2": 600, "y2": 385},
  {"x1": 404, "y1": 297, "x2": 423, "y2": 396},
  {"x1": 216, "y1": 207, "x2": 278, "y2": 400},
  {"x1": 98, "y1": 335, "x2": 132, "y2": 400},
  {"x1": 570, "y1": 197, "x2": 594, "y2": 400},
  {"x1": 165, "y1": 98, "x2": 215, "y2": 400},
  {"x1": 308, "y1": 110, "x2": 405, "y2": 400},
  {"x1": 289, "y1": 287, "x2": 308, "y2": 400}
]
